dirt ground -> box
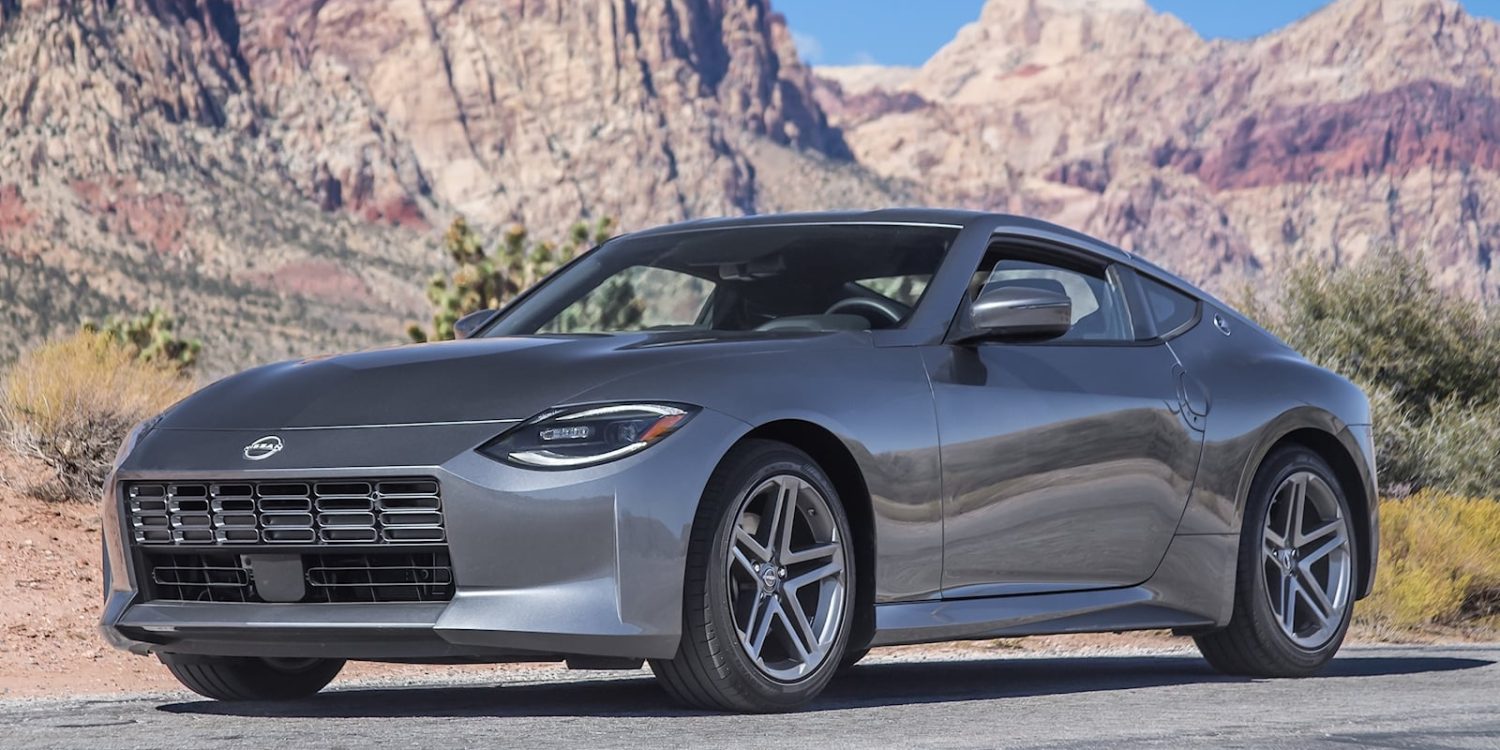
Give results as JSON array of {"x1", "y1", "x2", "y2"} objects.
[{"x1": 1, "y1": 451, "x2": 1492, "y2": 699}]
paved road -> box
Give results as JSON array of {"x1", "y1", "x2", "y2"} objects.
[{"x1": 3, "y1": 646, "x2": 1497, "y2": 749}]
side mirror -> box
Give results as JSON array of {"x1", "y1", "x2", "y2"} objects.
[
  {"x1": 965, "y1": 284, "x2": 1073, "y2": 341},
  {"x1": 453, "y1": 309, "x2": 500, "y2": 340}
]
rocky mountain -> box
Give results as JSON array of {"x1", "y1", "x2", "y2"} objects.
[
  {"x1": 1, "y1": 0, "x2": 1497, "y2": 375},
  {"x1": 816, "y1": 0, "x2": 1500, "y2": 298},
  {"x1": 0, "y1": 0, "x2": 896, "y2": 374}
]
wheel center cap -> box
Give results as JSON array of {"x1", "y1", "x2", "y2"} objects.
[
  {"x1": 1277, "y1": 548, "x2": 1296, "y2": 569},
  {"x1": 759, "y1": 565, "x2": 781, "y2": 593}
]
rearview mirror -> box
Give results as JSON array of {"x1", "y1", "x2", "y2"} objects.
[
  {"x1": 965, "y1": 284, "x2": 1072, "y2": 341},
  {"x1": 453, "y1": 309, "x2": 500, "y2": 340}
]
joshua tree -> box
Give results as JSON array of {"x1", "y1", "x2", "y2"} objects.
[
  {"x1": 83, "y1": 308, "x2": 201, "y2": 372},
  {"x1": 408, "y1": 215, "x2": 615, "y2": 343}
]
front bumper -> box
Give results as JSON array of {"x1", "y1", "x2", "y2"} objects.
[{"x1": 100, "y1": 409, "x2": 748, "y2": 661}]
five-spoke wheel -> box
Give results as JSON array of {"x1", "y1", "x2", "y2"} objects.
[
  {"x1": 1261, "y1": 471, "x2": 1353, "y2": 649},
  {"x1": 1197, "y1": 445, "x2": 1357, "y2": 676},
  {"x1": 652, "y1": 440, "x2": 855, "y2": 712},
  {"x1": 728, "y1": 475, "x2": 847, "y2": 681}
]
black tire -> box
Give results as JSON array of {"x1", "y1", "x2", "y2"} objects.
[
  {"x1": 838, "y1": 646, "x2": 871, "y2": 672},
  {"x1": 1195, "y1": 446, "x2": 1357, "y2": 677},
  {"x1": 651, "y1": 439, "x2": 855, "y2": 712},
  {"x1": 159, "y1": 654, "x2": 345, "y2": 701}
]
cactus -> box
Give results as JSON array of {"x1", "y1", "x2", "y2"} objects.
[
  {"x1": 81, "y1": 309, "x2": 201, "y2": 372},
  {"x1": 409, "y1": 215, "x2": 615, "y2": 343}
]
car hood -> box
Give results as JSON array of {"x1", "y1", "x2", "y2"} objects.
[{"x1": 156, "y1": 331, "x2": 860, "y2": 430}]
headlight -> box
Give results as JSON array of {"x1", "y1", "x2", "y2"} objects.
[{"x1": 481, "y1": 403, "x2": 698, "y2": 469}]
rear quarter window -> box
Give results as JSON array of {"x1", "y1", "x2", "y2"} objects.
[{"x1": 1140, "y1": 276, "x2": 1199, "y2": 337}]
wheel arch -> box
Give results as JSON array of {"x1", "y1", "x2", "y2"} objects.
[
  {"x1": 1242, "y1": 415, "x2": 1378, "y2": 600},
  {"x1": 735, "y1": 419, "x2": 878, "y2": 653}
]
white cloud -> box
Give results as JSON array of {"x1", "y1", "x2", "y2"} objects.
[
  {"x1": 850, "y1": 51, "x2": 878, "y2": 66},
  {"x1": 791, "y1": 30, "x2": 824, "y2": 64}
]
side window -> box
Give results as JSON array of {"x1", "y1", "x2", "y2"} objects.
[
  {"x1": 1138, "y1": 276, "x2": 1200, "y2": 337},
  {"x1": 974, "y1": 253, "x2": 1133, "y2": 342},
  {"x1": 540, "y1": 266, "x2": 714, "y2": 333}
]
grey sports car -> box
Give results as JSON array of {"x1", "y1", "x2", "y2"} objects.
[{"x1": 101, "y1": 210, "x2": 1377, "y2": 712}]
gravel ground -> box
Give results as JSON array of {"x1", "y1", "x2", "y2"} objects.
[{"x1": 2, "y1": 645, "x2": 1496, "y2": 749}]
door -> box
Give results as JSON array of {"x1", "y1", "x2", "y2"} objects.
[{"x1": 926, "y1": 247, "x2": 1204, "y2": 598}]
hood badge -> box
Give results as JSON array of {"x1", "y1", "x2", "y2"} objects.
[{"x1": 243, "y1": 435, "x2": 284, "y2": 461}]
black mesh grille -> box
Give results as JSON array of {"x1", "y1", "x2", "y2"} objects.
[
  {"x1": 142, "y1": 550, "x2": 455, "y2": 603},
  {"x1": 125, "y1": 478, "x2": 445, "y2": 546}
]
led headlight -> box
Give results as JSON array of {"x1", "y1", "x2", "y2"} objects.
[{"x1": 482, "y1": 403, "x2": 697, "y2": 469}]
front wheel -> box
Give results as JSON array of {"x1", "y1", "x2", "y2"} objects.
[
  {"x1": 651, "y1": 440, "x2": 855, "y2": 712},
  {"x1": 1196, "y1": 446, "x2": 1357, "y2": 676},
  {"x1": 160, "y1": 654, "x2": 345, "y2": 701}
]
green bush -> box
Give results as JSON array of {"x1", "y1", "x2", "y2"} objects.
[
  {"x1": 1271, "y1": 249, "x2": 1500, "y2": 413},
  {"x1": 408, "y1": 216, "x2": 615, "y2": 342},
  {"x1": 1242, "y1": 248, "x2": 1500, "y2": 496},
  {"x1": 1418, "y1": 399, "x2": 1500, "y2": 499}
]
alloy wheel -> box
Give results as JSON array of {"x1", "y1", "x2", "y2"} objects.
[
  {"x1": 727, "y1": 474, "x2": 847, "y2": 682},
  {"x1": 1261, "y1": 471, "x2": 1352, "y2": 649}
]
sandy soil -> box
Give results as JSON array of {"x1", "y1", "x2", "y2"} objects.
[{"x1": 1, "y1": 450, "x2": 1492, "y2": 699}]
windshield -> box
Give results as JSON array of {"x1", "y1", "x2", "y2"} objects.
[{"x1": 485, "y1": 223, "x2": 960, "y2": 336}]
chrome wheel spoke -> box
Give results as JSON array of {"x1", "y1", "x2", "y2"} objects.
[
  {"x1": 745, "y1": 596, "x2": 777, "y2": 658},
  {"x1": 772, "y1": 476, "x2": 799, "y2": 559},
  {"x1": 775, "y1": 603, "x2": 813, "y2": 662},
  {"x1": 730, "y1": 545, "x2": 760, "y2": 580},
  {"x1": 783, "y1": 542, "x2": 838, "y2": 566},
  {"x1": 1297, "y1": 567, "x2": 1334, "y2": 620},
  {"x1": 1283, "y1": 474, "x2": 1307, "y2": 543},
  {"x1": 1297, "y1": 518, "x2": 1341, "y2": 548},
  {"x1": 734, "y1": 525, "x2": 771, "y2": 563},
  {"x1": 786, "y1": 558, "x2": 842, "y2": 592},
  {"x1": 1280, "y1": 575, "x2": 1299, "y2": 632},
  {"x1": 782, "y1": 591, "x2": 821, "y2": 652},
  {"x1": 1264, "y1": 525, "x2": 1286, "y2": 554},
  {"x1": 1300, "y1": 532, "x2": 1347, "y2": 566}
]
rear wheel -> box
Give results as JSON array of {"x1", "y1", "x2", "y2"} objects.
[
  {"x1": 1196, "y1": 446, "x2": 1356, "y2": 676},
  {"x1": 159, "y1": 654, "x2": 345, "y2": 701},
  {"x1": 651, "y1": 440, "x2": 854, "y2": 712}
]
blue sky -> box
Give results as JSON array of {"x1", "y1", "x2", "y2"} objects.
[{"x1": 776, "y1": 0, "x2": 1500, "y2": 67}]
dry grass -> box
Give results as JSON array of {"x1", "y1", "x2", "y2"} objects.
[
  {"x1": 1359, "y1": 492, "x2": 1500, "y2": 629},
  {"x1": 1, "y1": 332, "x2": 193, "y2": 502}
]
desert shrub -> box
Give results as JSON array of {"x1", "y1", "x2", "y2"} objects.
[
  {"x1": 1363, "y1": 384, "x2": 1425, "y2": 496},
  {"x1": 1241, "y1": 248, "x2": 1500, "y2": 494},
  {"x1": 1417, "y1": 398, "x2": 1500, "y2": 499},
  {"x1": 408, "y1": 216, "x2": 616, "y2": 342},
  {"x1": 1, "y1": 332, "x2": 193, "y2": 502},
  {"x1": 1269, "y1": 248, "x2": 1500, "y2": 414},
  {"x1": 83, "y1": 308, "x2": 201, "y2": 372},
  {"x1": 1360, "y1": 492, "x2": 1500, "y2": 627}
]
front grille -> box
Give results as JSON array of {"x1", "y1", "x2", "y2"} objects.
[
  {"x1": 125, "y1": 478, "x2": 445, "y2": 546},
  {"x1": 143, "y1": 550, "x2": 456, "y2": 603}
]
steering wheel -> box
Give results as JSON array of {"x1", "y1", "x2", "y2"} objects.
[{"x1": 824, "y1": 296, "x2": 907, "y2": 328}]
